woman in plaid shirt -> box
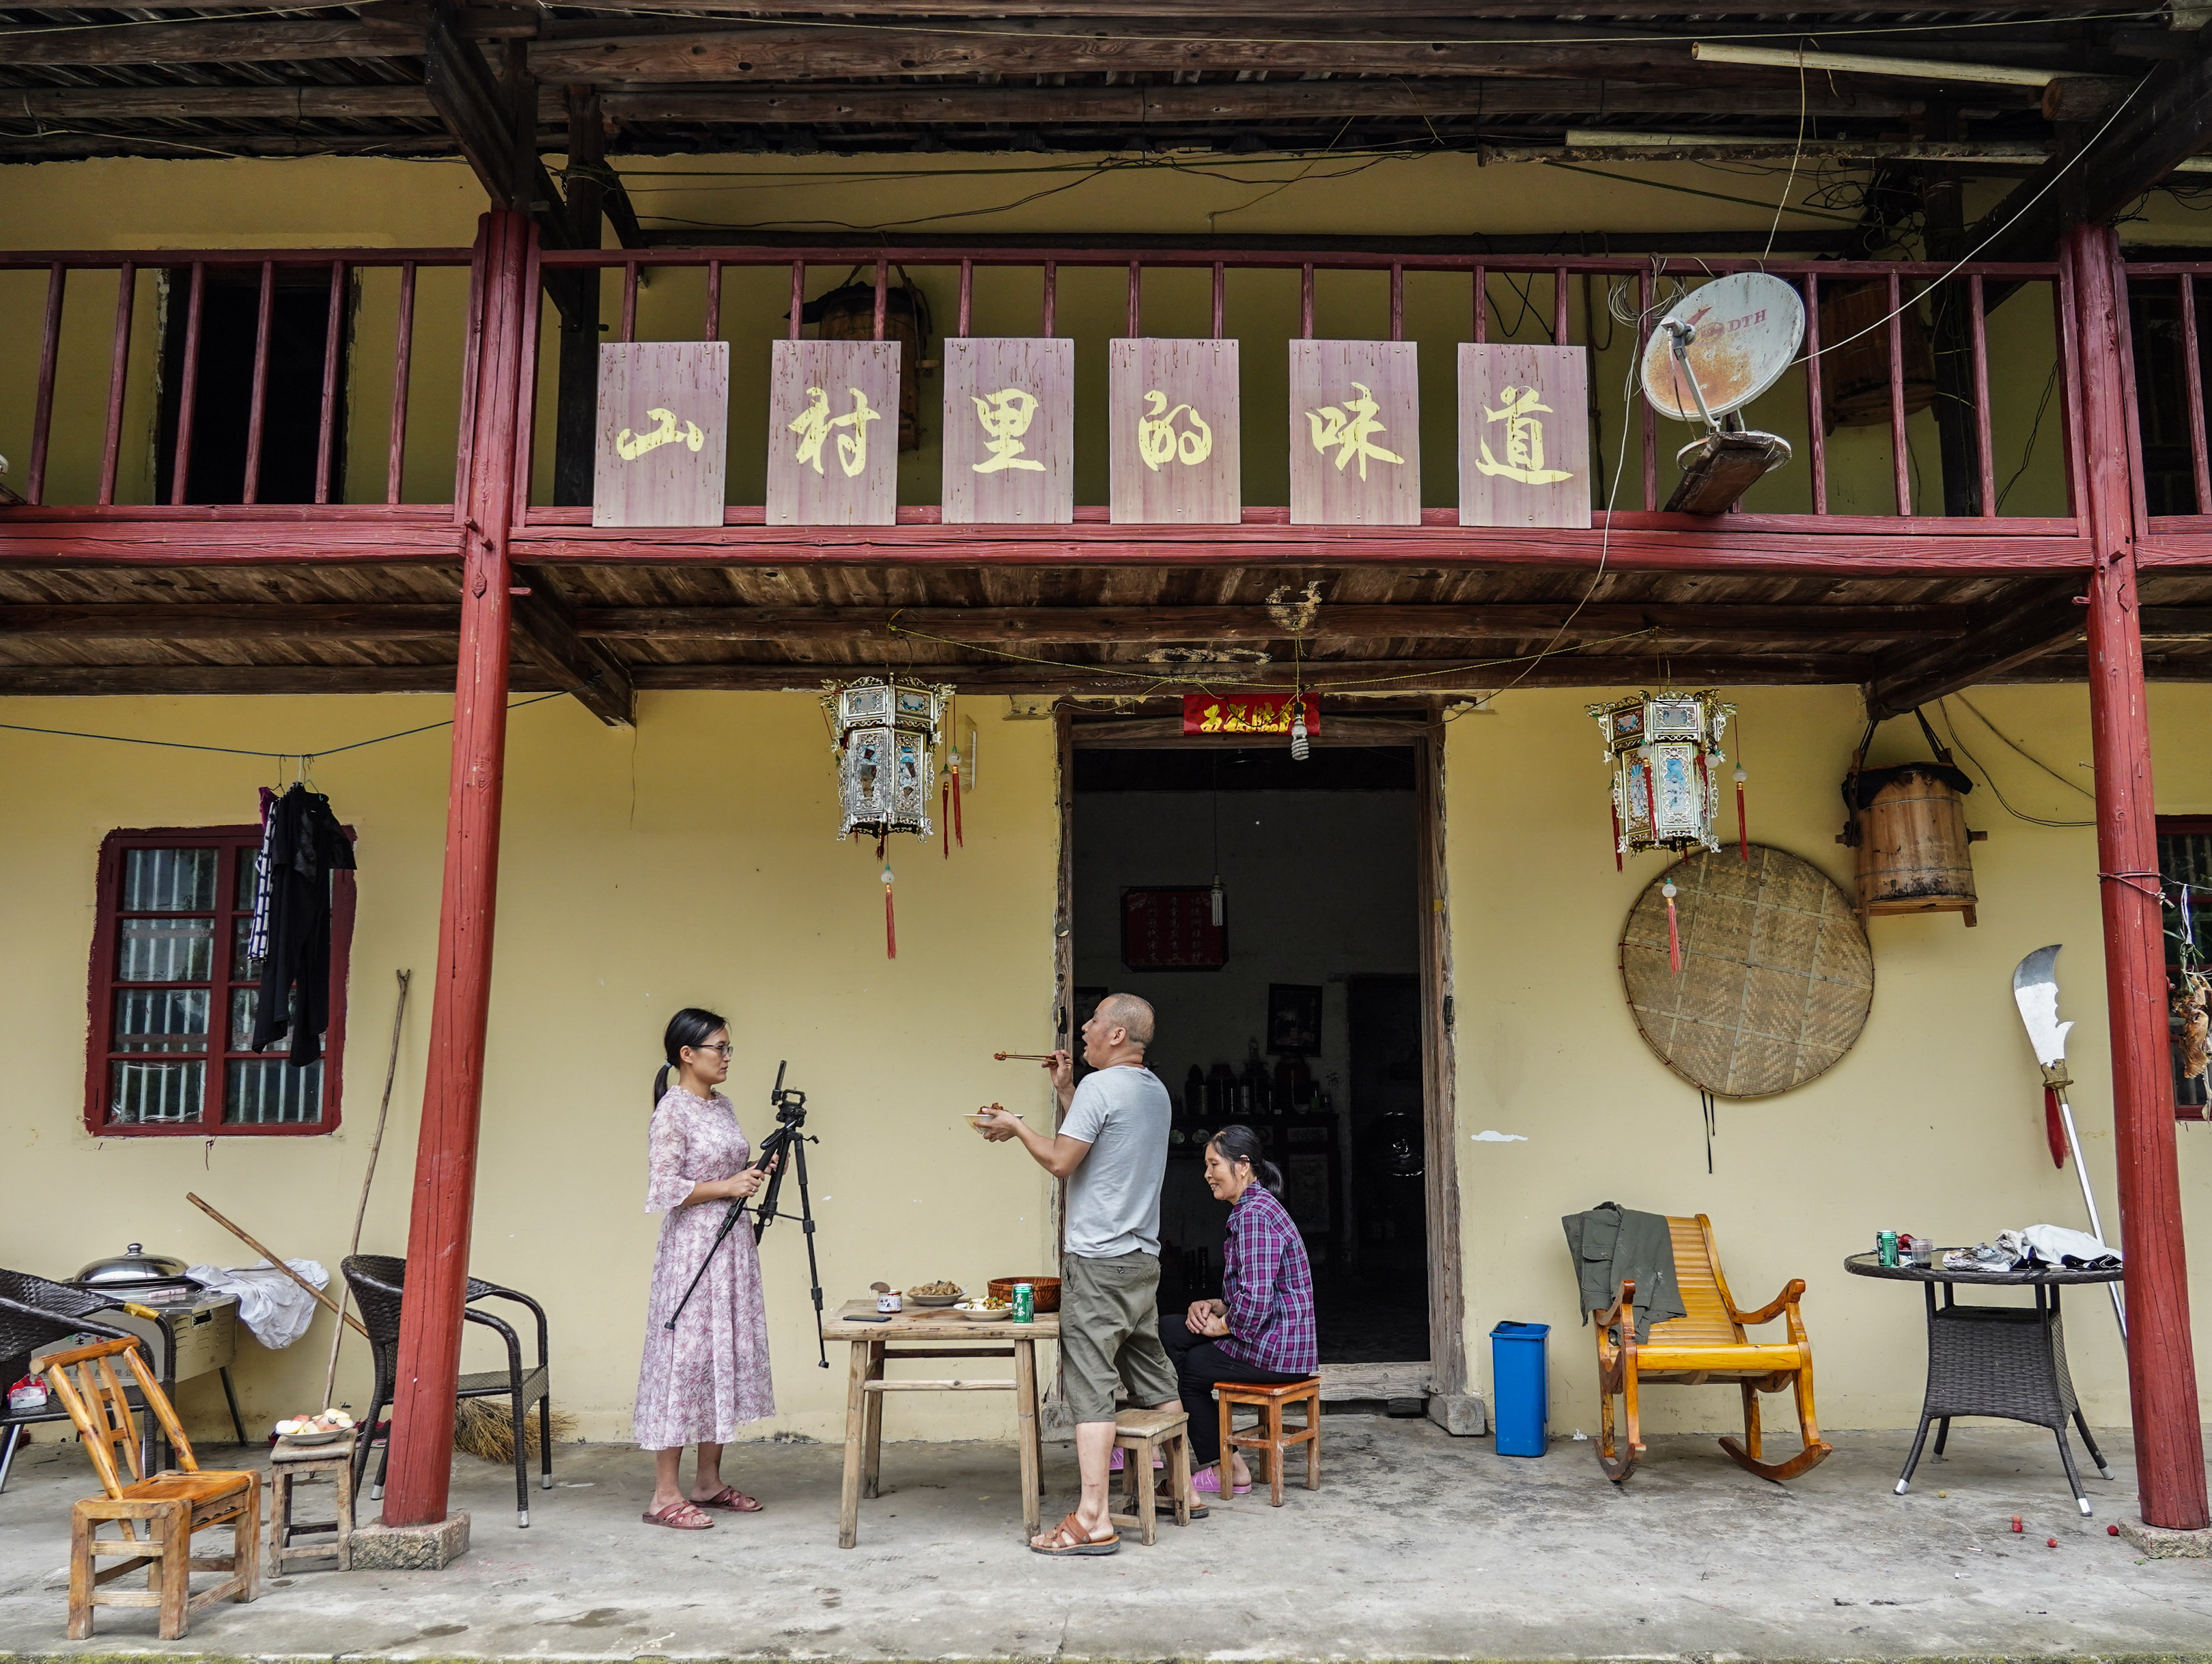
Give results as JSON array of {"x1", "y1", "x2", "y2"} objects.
[{"x1": 1160, "y1": 1123, "x2": 1318, "y2": 1497}]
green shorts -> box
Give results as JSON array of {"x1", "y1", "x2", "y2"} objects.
[{"x1": 1059, "y1": 1251, "x2": 1177, "y2": 1424}]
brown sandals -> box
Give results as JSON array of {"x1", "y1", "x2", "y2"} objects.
[
  {"x1": 1030, "y1": 1511, "x2": 1120, "y2": 1556},
  {"x1": 692, "y1": 1486, "x2": 764, "y2": 1512},
  {"x1": 642, "y1": 1499, "x2": 714, "y2": 1530}
]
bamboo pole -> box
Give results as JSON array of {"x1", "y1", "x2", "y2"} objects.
[
  {"x1": 185, "y1": 1191, "x2": 369, "y2": 1340},
  {"x1": 320, "y1": 969, "x2": 411, "y2": 1409}
]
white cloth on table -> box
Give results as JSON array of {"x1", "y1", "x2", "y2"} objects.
[
  {"x1": 184, "y1": 1258, "x2": 328, "y2": 1348},
  {"x1": 1942, "y1": 1225, "x2": 2120, "y2": 1274}
]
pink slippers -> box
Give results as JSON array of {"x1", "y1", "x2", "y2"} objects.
[{"x1": 1190, "y1": 1465, "x2": 1252, "y2": 1497}]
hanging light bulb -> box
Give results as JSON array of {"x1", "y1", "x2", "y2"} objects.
[
  {"x1": 1289, "y1": 706, "x2": 1311, "y2": 762},
  {"x1": 1210, "y1": 874, "x2": 1225, "y2": 927}
]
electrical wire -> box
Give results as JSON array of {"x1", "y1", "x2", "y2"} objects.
[
  {"x1": 1952, "y1": 692, "x2": 2097, "y2": 799},
  {"x1": 1934, "y1": 697, "x2": 2095, "y2": 828}
]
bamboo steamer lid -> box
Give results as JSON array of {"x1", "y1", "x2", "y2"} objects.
[{"x1": 1619, "y1": 845, "x2": 1873, "y2": 1098}]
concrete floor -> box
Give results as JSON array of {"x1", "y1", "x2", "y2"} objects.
[{"x1": 1, "y1": 1414, "x2": 2209, "y2": 1661}]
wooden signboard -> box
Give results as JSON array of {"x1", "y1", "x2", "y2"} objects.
[
  {"x1": 767, "y1": 339, "x2": 901, "y2": 526},
  {"x1": 593, "y1": 342, "x2": 729, "y2": 528},
  {"x1": 1288, "y1": 340, "x2": 1420, "y2": 527},
  {"x1": 941, "y1": 337, "x2": 1074, "y2": 524},
  {"x1": 1108, "y1": 338, "x2": 1241, "y2": 525},
  {"x1": 1181, "y1": 692, "x2": 1319, "y2": 735},
  {"x1": 1459, "y1": 344, "x2": 1592, "y2": 529}
]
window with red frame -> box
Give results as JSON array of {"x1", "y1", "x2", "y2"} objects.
[
  {"x1": 85, "y1": 826, "x2": 353, "y2": 1136},
  {"x1": 2159, "y1": 815, "x2": 2212, "y2": 1121}
]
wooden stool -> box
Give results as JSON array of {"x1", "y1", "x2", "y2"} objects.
[
  {"x1": 1107, "y1": 1406, "x2": 1193, "y2": 1546},
  {"x1": 1215, "y1": 1378, "x2": 1321, "y2": 1507},
  {"x1": 268, "y1": 1435, "x2": 356, "y2": 1572}
]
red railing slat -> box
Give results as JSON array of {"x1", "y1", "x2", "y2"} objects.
[
  {"x1": 98, "y1": 260, "x2": 135, "y2": 506},
  {"x1": 387, "y1": 260, "x2": 417, "y2": 506},
  {"x1": 315, "y1": 260, "x2": 346, "y2": 505},
  {"x1": 171, "y1": 262, "x2": 206, "y2": 508},
  {"x1": 241, "y1": 260, "x2": 274, "y2": 507}
]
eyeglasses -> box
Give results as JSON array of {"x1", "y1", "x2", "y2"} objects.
[{"x1": 690, "y1": 1042, "x2": 736, "y2": 1058}]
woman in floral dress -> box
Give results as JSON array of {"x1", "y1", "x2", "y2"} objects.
[{"x1": 634, "y1": 1007, "x2": 779, "y2": 1529}]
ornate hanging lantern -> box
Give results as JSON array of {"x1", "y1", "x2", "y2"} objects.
[
  {"x1": 823, "y1": 677, "x2": 954, "y2": 840},
  {"x1": 1588, "y1": 689, "x2": 1736, "y2": 861}
]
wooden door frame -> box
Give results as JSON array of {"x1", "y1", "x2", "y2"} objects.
[{"x1": 1054, "y1": 709, "x2": 1472, "y2": 1421}]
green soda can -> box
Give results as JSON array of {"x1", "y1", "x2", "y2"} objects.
[
  {"x1": 1012, "y1": 1282, "x2": 1035, "y2": 1324},
  {"x1": 1877, "y1": 1230, "x2": 1900, "y2": 1268}
]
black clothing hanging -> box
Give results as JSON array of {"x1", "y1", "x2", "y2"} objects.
[{"x1": 251, "y1": 783, "x2": 357, "y2": 1067}]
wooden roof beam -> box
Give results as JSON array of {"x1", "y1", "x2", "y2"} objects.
[
  {"x1": 1859, "y1": 576, "x2": 2087, "y2": 717},
  {"x1": 1972, "y1": 29, "x2": 2212, "y2": 260},
  {"x1": 509, "y1": 584, "x2": 636, "y2": 726}
]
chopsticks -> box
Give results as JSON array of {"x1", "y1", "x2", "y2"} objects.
[{"x1": 993, "y1": 1052, "x2": 1056, "y2": 1062}]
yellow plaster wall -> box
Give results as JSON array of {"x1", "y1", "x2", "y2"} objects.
[
  {"x1": 0, "y1": 691, "x2": 1061, "y2": 1446},
  {"x1": 1446, "y1": 682, "x2": 2212, "y2": 1434}
]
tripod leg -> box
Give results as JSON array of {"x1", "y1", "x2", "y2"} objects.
[{"x1": 794, "y1": 1135, "x2": 830, "y2": 1368}]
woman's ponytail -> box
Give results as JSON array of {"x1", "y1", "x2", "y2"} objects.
[
  {"x1": 1207, "y1": 1122, "x2": 1285, "y2": 1196},
  {"x1": 654, "y1": 1006, "x2": 731, "y2": 1107}
]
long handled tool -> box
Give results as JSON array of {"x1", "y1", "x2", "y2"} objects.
[
  {"x1": 320, "y1": 969, "x2": 411, "y2": 1410},
  {"x1": 2011, "y1": 945, "x2": 2127, "y2": 1339},
  {"x1": 186, "y1": 1192, "x2": 369, "y2": 1340}
]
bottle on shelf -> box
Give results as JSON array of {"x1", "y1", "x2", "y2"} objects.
[
  {"x1": 1243, "y1": 1039, "x2": 1270, "y2": 1120},
  {"x1": 1207, "y1": 1061, "x2": 1235, "y2": 1121},
  {"x1": 1184, "y1": 1064, "x2": 1205, "y2": 1124}
]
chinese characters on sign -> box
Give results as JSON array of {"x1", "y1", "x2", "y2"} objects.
[
  {"x1": 768, "y1": 340, "x2": 900, "y2": 526},
  {"x1": 1289, "y1": 341, "x2": 1420, "y2": 526},
  {"x1": 1180, "y1": 693, "x2": 1320, "y2": 736},
  {"x1": 593, "y1": 342, "x2": 730, "y2": 528},
  {"x1": 1459, "y1": 344, "x2": 1591, "y2": 528},
  {"x1": 1121, "y1": 887, "x2": 1229, "y2": 972},
  {"x1": 1109, "y1": 338, "x2": 1242, "y2": 524},
  {"x1": 942, "y1": 337, "x2": 1074, "y2": 524}
]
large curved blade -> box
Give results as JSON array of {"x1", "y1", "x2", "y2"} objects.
[{"x1": 2013, "y1": 943, "x2": 2073, "y2": 1068}]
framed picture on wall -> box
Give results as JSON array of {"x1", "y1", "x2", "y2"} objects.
[{"x1": 1268, "y1": 983, "x2": 1323, "y2": 1055}]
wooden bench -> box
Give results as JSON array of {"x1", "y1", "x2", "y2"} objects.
[{"x1": 1594, "y1": 1213, "x2": 1830, "y2": 1486}]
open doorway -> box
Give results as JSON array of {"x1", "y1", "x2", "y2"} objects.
[{"x1": 1070, "y1": 744, "x2": 1429, "y2": 1367}]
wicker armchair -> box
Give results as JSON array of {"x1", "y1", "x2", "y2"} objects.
[
  {"x1": 0, "y1": 1269, "x2": 137, "y2": 1493},
  {"x1": 340, "y1": 1254, "x2": 552, "y2": 1527}
]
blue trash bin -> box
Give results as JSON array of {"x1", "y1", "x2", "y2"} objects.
[{"x1": 1490, "y1": 1320, "x2": 1550, "y2": 1457}]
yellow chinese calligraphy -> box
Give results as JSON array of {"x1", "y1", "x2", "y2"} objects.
[
  {"x1": 615, "y1": 407, "x2": 705, "y2": 462},
  {"x1": 789, "y1": 385, "x2": 882, "y2": 480},
  {"x1": 970, "y1": 387, "x2": 1046, "y2": 474},
  {"x1": 1304, "y1": 382, "x2": 1404, "y2": 480},
  {"x1": 1474, "y1": 385, "x2": 1575, "y2": 485},
  {"x1": 1136, "y1": 389, "x2": 1214, "y2": 472}
]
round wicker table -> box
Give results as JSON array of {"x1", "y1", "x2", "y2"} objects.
[{"x1": 1844, "y1": 1253, "x2": 2123, "y2": 1516}]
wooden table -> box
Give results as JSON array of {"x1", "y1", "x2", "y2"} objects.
[{"x1": 820, "y1": 1301, "x2": 1056, "y2": 1549}]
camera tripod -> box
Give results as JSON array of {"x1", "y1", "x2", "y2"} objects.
[{"x1": 666, "y1": 1060, "x2": 830, "y2": 1367}]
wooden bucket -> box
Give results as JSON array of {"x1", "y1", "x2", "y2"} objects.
[
  {"x1": 1856, "y1": 766, "x2": 1980, "y2": 925},
  {"x1": 1818, "y1": 281, "x2": 1937, "y2": 431}
]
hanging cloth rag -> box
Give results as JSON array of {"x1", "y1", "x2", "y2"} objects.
[
  {"x1": 247, "y1": 785, "x2": 279, "y2": 965},
  {"x1": 251, "y1": 783, "x2": 356, "y2": 1067},
  {"x1": 1562, "y1": 1202, "x2": 1687, "y2": 1340},
  {"x1": 183, "y1": 1258, "x2": 329, "y2": 1348}
]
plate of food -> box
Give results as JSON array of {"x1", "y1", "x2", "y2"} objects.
[
  {"x1": 953, "y1": 1296, "x2": 1013, "y2": 1322},
  {"x1": 275, "y1": 1409, "x2": 354, "y2": 1445},
  {"x1": 909, "y1": 1280, "x2": 964, "y2": 1307},
  {"x1": 967, "y1": 1105, "x2": 1024, "y2": 1131}
]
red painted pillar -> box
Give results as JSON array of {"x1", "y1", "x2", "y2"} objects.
[
  {"x1": 382, "y1": 208, "x2": 533, "y2": 1528},
  {"x1": 2067, "y1": 221, "x2": 2209, "y2": 1532}
]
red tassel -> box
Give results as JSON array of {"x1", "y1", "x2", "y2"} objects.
[
  {"x1": 1735, "y1": 768, "x2": 1750, "y2": 863},
  {"x1": 1641, "y1": 762, "x2": 1660, "y2": 840},
  {"x1": 1609, "y1": 799, "x2": 1623, "y2": 872},
  {"x1": 951, "y1": 755, "x2": 964, "y2": 848},
  {"x1": 882, "y1": 861, "x2": 897, "y2": 960},
  {"x1": 1664, "y1": 880, "x2": 1682, "y2": 975},
  {"x1": 2045, "y1": 1085, "x2": 2067, "y2": 1169}
]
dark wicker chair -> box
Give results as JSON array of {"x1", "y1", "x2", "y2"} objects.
[
  {"x1": 341, "y1": 1254, "x2": 552, "y2": 1527},
  {"x1": 0, "y1": 1269, "x2": 137, "y2": 1493}
]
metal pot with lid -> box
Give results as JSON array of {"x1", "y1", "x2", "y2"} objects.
[{"x1": 73, "y1": 1243, "x2": 192, "y2": 1290}]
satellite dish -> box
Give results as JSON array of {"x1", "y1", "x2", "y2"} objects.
[{"x1": 1638, "y1": 272, "x2": 1806, "y2": 426}]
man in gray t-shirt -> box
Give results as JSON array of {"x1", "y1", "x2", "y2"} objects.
[{"x1": 975, "y1": 994, "x2": 1179, "y2": 1556}]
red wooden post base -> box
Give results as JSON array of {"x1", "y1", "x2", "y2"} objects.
[
  {"x1": 2069, "y1": 221, "x2": 2210, "y2": 1534},
  {"x1": 382, "y1": 210, "x2": 533, "y2": 1530}
]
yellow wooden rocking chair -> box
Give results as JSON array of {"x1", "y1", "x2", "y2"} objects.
[{"x1": 1593, "y1": 1213, "x2": 1832, "y2": 1485}]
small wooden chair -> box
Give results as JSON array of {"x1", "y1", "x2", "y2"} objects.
[
  {"x1": 1593, "y1": 1213, "x2": 1831, "y2": 1486},
  {"x1": 1108, "y1": 1406, "x2": 1193, "y2": 1546},
  {"x1": 1215, "y1": 1377, "x2": 1321, "y2": 1507},
  {"x1": 42, "y1": 1337, "x2": 260, "y2": 1641}
]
